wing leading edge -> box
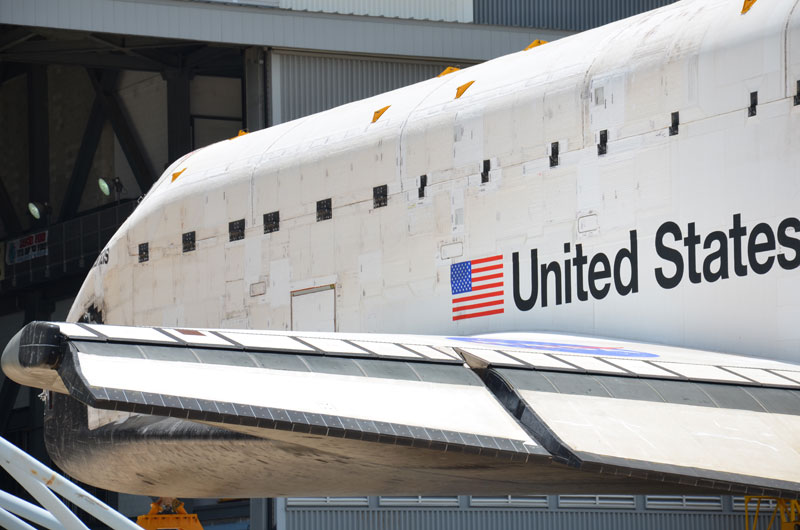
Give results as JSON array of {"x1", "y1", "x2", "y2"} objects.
[{"x1": 3, "y1": 321, "x2": 800, "y2": 498}]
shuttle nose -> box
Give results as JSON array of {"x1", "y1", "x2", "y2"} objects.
[{"x1": 67, "y1": 263, "x2": 105, "y2": 324}]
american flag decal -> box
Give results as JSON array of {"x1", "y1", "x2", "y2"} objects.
[{"x1": 450, "y1": 255, "x2": 504, "y2": 321}]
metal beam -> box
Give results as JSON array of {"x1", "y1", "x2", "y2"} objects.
[
  {"x1": 164, "y1": 68, "x2": 192, "y2": 163},
  {"x1": 88, "y1": 69, "x2": 155, "y2": 194},
  {"x1": 244, "y1": 47, "x2": 266, "y2": 132},
  {"x1": 27, "y1": 65, "x2": 49, "y2": 228},
  {"x1": 59, "y1": 70, "x2": 117, "y2": 222},
  {"x1": 0, "y1": 176, "x2": 22, "y2": 235},
  {"x1": 0, "y1": 28, "x2": 34, "y2": 53},
  {"x1": 0, "y1": 378, "x2": 20, "y2": 433},
  {"x1": 0, "y1": 62, "x2": 27, "y2": 86},
  {"x1": 1, "y1": 52, "x2": 166, "y2": 72}
]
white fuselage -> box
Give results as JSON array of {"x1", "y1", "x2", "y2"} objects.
[{"x1": 69, "y1": 0, "x2": 800, "y2": 362}]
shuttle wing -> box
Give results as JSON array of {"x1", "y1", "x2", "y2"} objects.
[{"x1": 4, "y1": 322, "x2": 800, "y2": 498}]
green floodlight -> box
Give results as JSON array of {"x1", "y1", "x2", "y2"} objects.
[
  {"x1": 27, "y1": 202, "x2": 43, "y2": 220},
  {"x1": 98, "y1": 177, "x2": 111, "y2": 197}
]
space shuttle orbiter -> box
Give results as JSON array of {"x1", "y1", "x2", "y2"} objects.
[{"x1": 5, "y1": 0, "x2": 800, "y2": 498}]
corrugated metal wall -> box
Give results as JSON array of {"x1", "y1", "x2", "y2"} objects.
[
  {"x1": 279, "y1": 0, "x2": 473, "y2": 22},
  {"x1": 273, "y1": 52, "x2": 476, "y2": 123},
  {"x1": 473, "y1": 0, "x2": 678, "y2": 31},
  {"x1": 284, "y1": 507, "x2": 769, "y2": 530}
]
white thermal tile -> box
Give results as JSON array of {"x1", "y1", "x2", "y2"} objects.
[
  {"x1": 57, "y1": 323, "x2": 100, "y2": 339},
  {"x1": 767, "y1": 371, "x2": 800, "y2": 385},
  {"x1": 86, "y1": 324, "x2": 176, "y2": 343},
  {"x1": 604, "y1": 359, "x2": 679, "y2": 378},
  {"x1": 223, "y1": 332, "x2": 314, "y2": 352},
  {"x1": 553, "y1": 356, "x2": 627, "y2": 374},
  {"x1": 161, "y1": 328, "x2": 236, "y2": 347},
  {"x1": 403, "y1": 344, "x2": 459, "y2": 360},
  {"x1": 352, "y1": 341, "x2": 420, "y2": 358},
  {"x1": 300, "y1": 337, "x2": 369, "y2": 355},
  {"x1": 726, "y1": 367, "x2": 800, "y2": 387},
  {"x1": 500, "y1": 351, "x2": 575, "y2": 370},
  {"x1": 654, "y1": 362, "x2": 748, "y2": 383},
  {"x1": 458, "y1": 348, "x2": 523, "y2": 366}
]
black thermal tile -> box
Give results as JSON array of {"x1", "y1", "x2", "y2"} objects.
[
  {"x1": 304, "y1": 412, "x2": 327, "y2": 427},
  {"x1": 407, "y1": 425, "x2": 429, "y2": 441},
  {"x1": 373, "y1": 421, "x2": 397, "y2": 436},
  {"x1": 395, "y1": 437, "x2": 413, "y2": 447},
  {"x1": 462, "y1": 445, "x2": 481, "y2": 456},
  {"x1": 343, "y1": 430, "x2": 363, "y2": 440},
  {"x1": 286, "y1": 410, "x2": 308, "y2": 424},
  {"x1": 361, "y1": 431, "x2": 380, "y2": 443},
  {"x1": 338, "y1": 417, "x2": 361, "y2": 430},
  {"x1": 391, "y1": 424, "x2": 413, "y2": 439},
  {"x1": 428, "y1": 441, "x2": 447, "y2": 452},
  {"x1": 478, "y1": 447, "x2": 498, "y2": 458},
  {"x1": 291, "y1": 423, "x2": 312, "y2": 434},
  {"x1": 251, "y1": 406, "x2": 274, "y2": 421},
  {"x1": 456, "y1": 432, "x2": 479, "y2": 448},
  {"x1": 494, "y1": 437, "x2": 517, "y2": 453},
  {"x1": 308, "y1": 424, "x2": 329, "y2": 436},
  {"x1": 320, "y1": 414, "x2": 344, "y2": 429},
  {"x1": 441, "y1": 430, "x2": 465, "y2": 445},
  {"x1": 426, "y1": 429, "x2": 448, "y2": 443},
  {"x1": 356, "y1": 419, "x2": 380, "y2": 434}
]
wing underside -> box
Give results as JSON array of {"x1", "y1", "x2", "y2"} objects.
[{"x1": 3, "y1": 322, "x2": 800, "y2": 498}]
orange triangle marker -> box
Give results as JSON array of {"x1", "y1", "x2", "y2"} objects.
[
  {"x1": 742, "y1": 0, "x2": 757, "y2": 13},
  {"x1": 372, "y1": 105, "x2": 390, "y2": 123},
  {"x1": 455, "y1": 81, "x2": 475, "y2": 99},
  {"x1": 437, "y1": 66, "x2": 460, "y2": 77},
  {"x1": 171, "y1": 168, "x2": 186, "y2": 182},
  {"x1": 524, "y1": 39, "x2": 548, "y2": 50}
]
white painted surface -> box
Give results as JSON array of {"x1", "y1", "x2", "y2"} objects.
[
  {"x1": 76, "y1": 352, "x2": 536, "y2": 443},
  {"x1": 519, "y1": 390, "x2": 800, "y2": 484},
  {"x1": 84, "y1": 324, "x2": 176, "y2": 343},
  {"x1": 292, "y1": 287, "x2": 335, "y2": 332},
  {"x1": 221, "y1": 331, "x2": 315, "y2": 351}
]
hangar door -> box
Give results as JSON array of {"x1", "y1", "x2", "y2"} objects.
[{"x1": 291, "y1": 285, "x2": 335, "y2": 332}]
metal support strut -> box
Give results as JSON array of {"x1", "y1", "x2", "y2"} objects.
[{"x1": 0, "y1": 435, "x2": 141, "y2": 530}]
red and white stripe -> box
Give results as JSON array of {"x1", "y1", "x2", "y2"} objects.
[{"x1": 452, "y1": 255, "x2": 504, "y2": 321}]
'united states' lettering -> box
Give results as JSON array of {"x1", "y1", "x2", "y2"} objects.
[{"x1": 450, "y1": 255, "x2": 504, "y2": 321}]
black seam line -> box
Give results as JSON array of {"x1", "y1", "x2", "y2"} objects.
[
  {"x1": 288, "y1": 336, "x2": 324, "y2": 354},
  {"x1": 543, "y1": 354, "x2": 585, "y2": 373},
  {"x1": 716, "y1": 365, "x2": 760, "y2": 386},
  {"x1": 155, "y1": 327, "x2": 189, "y2": 346},
  {"x1": 575, "y1": 450, "x2": 800, "y2": 500},
  {"x1": 642, "y1": 360, "x2": 686, "y2": 380},
  {"x1": 494, "y1": 350, "x2": 530, "y2": 367},
  {"x1": 340, "y1": 339, "x2": 378, "y2": 357},
  {"x1": 764, "y1": 369, "x2": 800, "y2": 388},
  {"x1": 594, "y1": 357, "x2": 638, "y2": 377},
  {"x1": 395, "y1": 343, "x2": 428, "y2": 360},
  {"x1": 76, "y1": 322, "x2": 107, "y2": 341},
  {"x1": 207, "y1": 330, "x2": 245, "y2": 350}
]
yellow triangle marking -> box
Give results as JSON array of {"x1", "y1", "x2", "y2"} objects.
[
  {"x1": 229, "y1": 129, "x2": 249, "y2": 140},
  {"x1": 455, "y1": 81, "x2": 475, "y2": 99},
  {"x1": 437, "y1": 66, "x2": 460, "y2": 77},
  {"x1": 741, "y1": 0, "x2": 757, "y2": 13},
  {"x1": 524, "y1": 39, "x2": 548, "y2": 50},
  {"x1": 372, "y1": 105, "x2": 390, "y2": 123},
  {"x1": 171, "y1": 168, "x2": 186, "y2": 182}
]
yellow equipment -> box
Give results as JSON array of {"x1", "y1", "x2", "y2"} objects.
[
  {"x1": 136, "y1": 498, "x2": 204, "y2": 530},
  {"x1": 745, "y1": 496, "x2": 800, "y2": 530}
]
